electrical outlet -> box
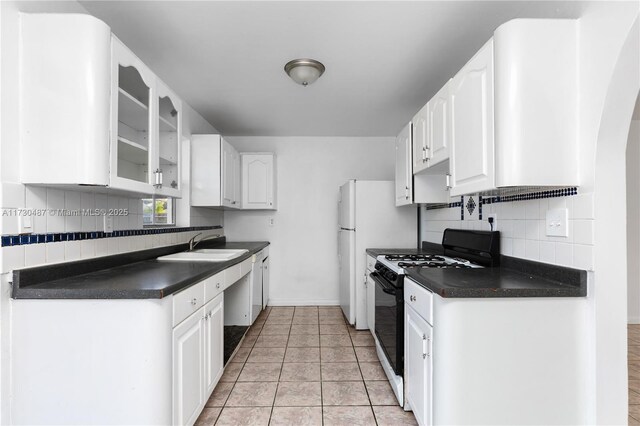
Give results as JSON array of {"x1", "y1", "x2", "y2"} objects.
[
  {"x1": 487, "y1": 214, "x2": 497, "y2": 231},
  {"x1": 103, "y1": 215, "x2": 114, "y2": 233}
]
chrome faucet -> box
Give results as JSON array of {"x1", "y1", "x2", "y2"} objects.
[{"x1": 188, "y1": 233, "x2": 222, "y2": 251}]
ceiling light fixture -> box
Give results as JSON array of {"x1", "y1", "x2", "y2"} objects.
[{"x1": 284, "y1": 58, "x2": 325, "y2": 87}]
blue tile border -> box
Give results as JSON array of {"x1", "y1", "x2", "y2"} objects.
[
  {"x1": 1, "y1": 226, "x2": 222, "y2": 247},
  {"x1": 425, "y1": 187, "x2": 579, "y2": 214}
]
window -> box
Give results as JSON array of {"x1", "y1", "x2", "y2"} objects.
[{"x1": 142, "y1": 197, "x2": 175, "y2": 226}]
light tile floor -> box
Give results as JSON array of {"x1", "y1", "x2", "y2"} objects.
[
  {"x1": 195, "y1": 306, "x2": 418, "y2": 426},
  {"x1": 630, "y1": 324, "x2": 640, "y2": 424}
]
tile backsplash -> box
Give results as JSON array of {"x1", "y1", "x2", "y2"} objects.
[
  {"x1": 1, "y1": 183, "x2": 223, "y2": 273},
  {"x1": 421, "y1": 190, "x2": 594, "y2": 270}
]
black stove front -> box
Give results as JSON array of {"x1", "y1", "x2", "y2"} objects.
[{"x1": 370, "y1": 263, "x2": 404, "y2": 376}]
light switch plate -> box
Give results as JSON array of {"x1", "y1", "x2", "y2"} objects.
[
  {"x1": 546, "y1": 208, "x2": 568, "y2": 237},
  {"x1": 19, "y1": 215, "x2": 33, "y2": 234}
]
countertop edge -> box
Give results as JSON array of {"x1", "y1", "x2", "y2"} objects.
[{"x1": 12, "y1": 241, "x2": 270, "y2": 300}]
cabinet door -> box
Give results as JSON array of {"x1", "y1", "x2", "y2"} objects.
[
  {"x1": 428, "y1": 81, "x2": 450, "y2": 168},
  {"x1": 262, "y1": 257, "x2": 270, "y2": 309},
  {"x1": 233, "y1": 149, "x2": 241, "y2": 207},
  {"x1": 405, "y1": 305, "x2": 432, "y2": 426},
  {"x1": 110, "y1": 38, "x2": 156, "y2": 194},
  {"x1": 204, "y1": 294, "x2": 224, "y2": 396},
  {"x1": 395, "y1": 122, "x2": 413, "y2": 206},
  {"x1": 412, "y1": 103, "x2": 429, "y2": 174},
  {"x1": 221, "y1": 140, "x2": 236, "y2": 208},
  {"x1": 173, "y1": 308, "x2": 205, "y2": 426},
  {"x1": 251, "y1": 252, "x2": 264, "y2": 322},
  {"x1": 449, "y1": 39, "x2": 495, "y2": 196},
  {"x1": 366, "y1": 273, "x2": 375, "y2": 332},
  {"x1": 242, "y1": 154, "x2": 275, "y2": 209},
  {"x1": 155, "y1": 80, "x2": 182, "y2": 198}
]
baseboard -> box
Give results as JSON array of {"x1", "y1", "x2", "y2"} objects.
[
  {"x1": 267, "y1": 299, "x2": 340, "y2": 306},
  {"x1": 628, "y1": 316, "x2": 640, "y2": 324}
]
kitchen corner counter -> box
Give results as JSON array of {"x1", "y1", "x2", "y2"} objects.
[
  {"x1": 404, "y1": 255, "x2": 587, "y2": 298},
  {"x1": 12, "y1": 240, "x2": 269, "y2": 299}
]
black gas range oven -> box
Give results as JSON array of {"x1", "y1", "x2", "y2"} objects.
[{"x1": 369, "y1": 229, "x2": 500, "y2": 376}]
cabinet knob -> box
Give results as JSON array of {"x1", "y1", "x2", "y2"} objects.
[{"x1": 191, "y1": 298, "x2": 197, "y2": 306}]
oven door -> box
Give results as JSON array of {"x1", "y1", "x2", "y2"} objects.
[{"x1": 371, "y1": 271, "x2": 404, "y2": 376}]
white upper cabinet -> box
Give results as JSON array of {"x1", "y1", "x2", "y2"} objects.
[
  {"x1": 395, "y1": 122, "x2": 413, "y2": 206},
  {"x1": 191, "y1": 135, "x2": 240, "y2": 208},
  {"x1": 413, "y1": 81, "x2": 451, "y2": 175},
  {"x1": 493, "y1": 19, "x2": 578, "y2": 188},
  {"x1": 427, "y1": 82, "x2": 451, "y2": 169},
  {"x1": 449, "y1": 19, "x2": 578, "y2": 196},
  {"x1": 241, "y1": 153, "x2": 276, "y2": 210},
  {"x1": 110, "y1": 38, "x2": 156, "y2": 194},
  {"x1": 396, "y1": 122, "x2": 452, "y2": 207},
  {"x1": 221, "y1": 140, "x2": 240, "y2": 208},
  {"x1": 19, "y1": 14, "x2": 183, "y2": 197},
  {"x1": 156, "y1": 81, "x2": 182, "y2": 198},
  {"x1": 449, "y1": 39, "x2": 495, "y2": 196},
  {"x1": 20, "y1": 14, "x2": 111, "y2": 187},
  {"x1": 412, "y1": 103, "x2": 429, "y2": 174}
]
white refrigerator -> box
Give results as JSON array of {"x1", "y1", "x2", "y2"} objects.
[{"x1": 338, "y1": 180, "x2": 417, "y2": 329}]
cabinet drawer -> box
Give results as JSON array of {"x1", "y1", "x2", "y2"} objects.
[
  {"x1": 240, "y1": 258, "x2": 252, "y2": 276},
  {"x1": 366, "y1": 255, "x2": 376, "y2": 272},
  {"x1": 204, "y1": 272, "x2": 224, "y2": 303},
  {"x1": 404, "y1": 278, "x2": 433, "y2": 326},
  {"x1": 224, "y1": 264, "x2": 241, "y2": 288},
  {"x1": 173, "y1": 281, "x2": 205, "y2": 327}
]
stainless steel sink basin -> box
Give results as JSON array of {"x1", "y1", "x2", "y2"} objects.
[{"x1": 157, "y1": 249, "x2": 248, "y2": 262}]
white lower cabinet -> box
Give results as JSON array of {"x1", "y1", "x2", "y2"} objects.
[
  {"x1": 172, "y1": 306, "x2": 206, "y2": 426},
  {"x1": 204, "y1": 293, "x2": 224, "y2": 395},
  {"x1": 405, "y1": 305, "x2": 432, "y2": 426}
]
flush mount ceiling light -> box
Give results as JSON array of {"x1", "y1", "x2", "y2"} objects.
[{"x1": 284, "y1": 58, "x2": 325, "y2": 86}]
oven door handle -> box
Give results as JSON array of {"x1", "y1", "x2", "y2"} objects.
[{"x1": 370, "y1": 271, "x2": 398, "y2": 296}]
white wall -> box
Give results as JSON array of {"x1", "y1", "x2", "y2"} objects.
[
  {"x1": 628, "y1": 119, "x2": 640, "y2": 323},
  {"x1": 0, "y1": 2, "x2": 222, "y2": 423},
  {"x1": 223, "y1": 137, "x2": 395, "y2": 305}
]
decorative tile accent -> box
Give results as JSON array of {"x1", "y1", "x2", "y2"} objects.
[
  {"x1": 1, "y1": 225, "x2": 222, "y2": 247},
  {"x1": 465, "y1": 196, "x2": 476, "y2": 216},
  {"x1": 425, "y1": 187, "x2": 578, "y2": 212}
]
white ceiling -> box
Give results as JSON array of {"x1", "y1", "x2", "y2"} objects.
[{"x1": 77, "y1": 1, "x2": 589, "y2": 136}]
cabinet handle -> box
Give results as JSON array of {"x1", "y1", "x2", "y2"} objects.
[
  {"x1": 410, "y1": 295, "x2": 416, "y2": 302},
  {"x1": 216, "y1": 283, "x2": 221, "y2": 289},
  {"x1": 422, "y1": 334, "x2": 429, "y2": 359},
  {"x1": 154, "y1": 169, "x2": 163, "y2": 188},
  {"x1": 445, "y1": 173, "x2": 452, "y2": 190},
  {"x1": 191, "y1": 298, "x2": 197, "y2": 306}
]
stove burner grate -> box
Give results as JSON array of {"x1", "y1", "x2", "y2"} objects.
[
  {"x1": 397, "y1": 261, "x2": 472, "y2": 269},
  {"x1": 385, "y1": 254, "x2": 446, "y2": 262}
]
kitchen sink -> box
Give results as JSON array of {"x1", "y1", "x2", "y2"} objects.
[{"x1": 157, "y1": 249, "x2": 249, "y2": 262}]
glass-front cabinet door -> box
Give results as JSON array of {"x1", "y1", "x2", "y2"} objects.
[
  {"x1": 155, "y1": 81, "x2": 182, "y2": 197},
  {"x1": 111, "y1": 37, "x2": 156, "y2": 194}
]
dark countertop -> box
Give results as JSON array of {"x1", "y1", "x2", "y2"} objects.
[
  {"x1": 366, "y1": 242, "x2": 443, "y2": 258},
  {"x1": 369, "y1": 243, "x2": 586, "y2": 298},
  {"x1": 12, "y1": 240, "x2": 269, "y2": 299}
]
